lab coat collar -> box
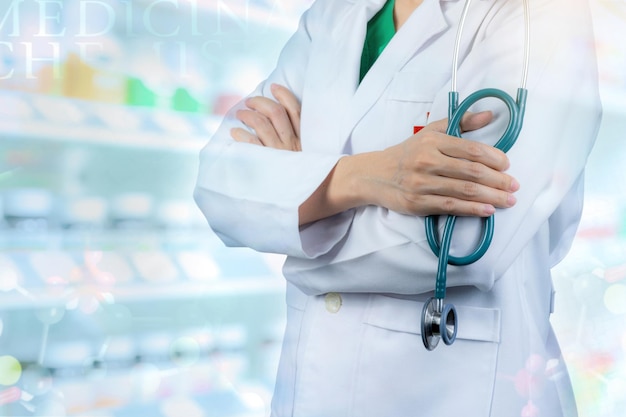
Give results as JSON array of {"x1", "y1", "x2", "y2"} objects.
[{"x1": 334, "y1": 0, "x2": 451, "y2": 151}]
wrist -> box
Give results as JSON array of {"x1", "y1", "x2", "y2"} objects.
[
  {"x1": 333, "y1": 151, "x2": 386, "y2": 209},
  {"x1": 298, "y1": 151, "x2": 387, "y2": 226}
]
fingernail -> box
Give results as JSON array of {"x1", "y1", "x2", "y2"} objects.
[
  {"x1": 510, "y1": 178, "x2": 520, "y2": 192},
  {"x1": 507, "y1": 194, "x2": 517, "y2": 206},
  {"x1": 484, "y1": 205, "x2": 496, "y2": 215}
]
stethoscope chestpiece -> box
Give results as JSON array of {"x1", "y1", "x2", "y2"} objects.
[{"x1": 421, "y1": 297, "x2": 458, "y2": 351}]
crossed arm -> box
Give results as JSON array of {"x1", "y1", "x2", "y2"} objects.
[{"x1": 231, "y1": 83, "x2": 519, "y2": 226}]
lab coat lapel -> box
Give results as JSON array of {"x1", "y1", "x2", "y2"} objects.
[
  {"x1": 301, "y1": 0, "x2": 385, "y2": 154},
  {"x1": 338, "y1": 0, "x2": 451, "y2": 151},
  {"x1": 329, "y1": 0, "x2": 390, "y2": 94}
]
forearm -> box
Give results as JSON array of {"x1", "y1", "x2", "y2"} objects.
[
  {"x1": 299, "y1": 120, "x2": 516, "y2": 226},
  {"x1": 298, "y1": 152, "x2": 380, "y2": 225}
]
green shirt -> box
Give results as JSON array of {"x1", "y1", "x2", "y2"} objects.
[{"x1": 359, "y1": 0, "x2": 396, "y2": 83}]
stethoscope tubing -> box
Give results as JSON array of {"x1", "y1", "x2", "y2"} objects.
[
  {"x1": 425, "y1": 88, "x2": 527, "y2": 301},
  {"x1": 420, "y1": 0, "x2": 531, "y2": 350}
]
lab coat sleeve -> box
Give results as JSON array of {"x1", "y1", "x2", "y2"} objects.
[
  {"x1": 193, "y1": 0, "x2": 355, "y2": 258},
  {"x1": 283, "y1": 0, "x2": 602, "y2": 295}
]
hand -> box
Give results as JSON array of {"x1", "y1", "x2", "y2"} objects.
[
  {"x1": 354, "y1": 111, "x2": 519, "y2": 217},
  {"x1": 231, "y1": 83, "x2": 301, "y2": 151}
]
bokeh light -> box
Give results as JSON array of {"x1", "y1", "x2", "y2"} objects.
[
  {"x1": 603, "y1": 284, "x2": 626, "y2": 315},
  {"x1": 161, "y1": 396, "x2": 205, "y2": 417},
  {"x1": 21, "y1": 364, "x2": 53, "y2": 396},
  {"x1": 0, "y1": 356, "x2": 23, "y2": 386},
  {"x1": 130, "y1": 363, "x2": 162, "y2": 401},
  {"x1": 95, "y1": 303, "x2": 133, "y2": 334},
  {"x1": 0, "y1": 387, "x2": 22, "y2": 406},
  {"x1": 521, "y1": 401, "x2": 539, "y2": 417},
  {"x1": 0, "y1": 257, "x2": 20, "y2": 292},
  {"x1": 170, "y1": 337, "x2": 201, "y2": 367},
  {"x1": 35, "y1": 307, "x2": 66, "y2": 325}
]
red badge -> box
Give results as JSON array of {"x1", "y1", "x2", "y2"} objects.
[{"x1": 413, "y1": 113, "x2": 430, "y2": 134}]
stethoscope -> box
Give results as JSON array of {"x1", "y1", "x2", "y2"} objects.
[{"x1": 420, "y1": 0, "x2": 531, "y2": 351}]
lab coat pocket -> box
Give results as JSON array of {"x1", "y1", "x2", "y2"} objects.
[
  {"x1": 383, "y1": 71, "x2": 445, "y2": 147},
  {"x1": 353, "y1": 295, "x2": 501, "y2": 417}
]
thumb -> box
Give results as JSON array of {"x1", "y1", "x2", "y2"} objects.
[
  {"x1": 459, "y1": 110, "x2": 493, "y2": 133},
  {"x1": 420, "y1": 111, "x2": 493, "y2": 135}
]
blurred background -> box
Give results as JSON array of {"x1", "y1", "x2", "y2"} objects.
[{"x1": 0, "y1": 0, "x2": 624, "y2": 416}]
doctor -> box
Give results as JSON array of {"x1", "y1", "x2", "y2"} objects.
[{"x1": 194, "y1": 0, "x2": 601, "y2": 416}]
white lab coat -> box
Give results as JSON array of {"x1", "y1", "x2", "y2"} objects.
[{"x1": 194, "y1": 0, "x2": 601, "y2": 415}]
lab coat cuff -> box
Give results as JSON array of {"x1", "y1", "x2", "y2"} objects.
[{"x1": 298, "y1": 209, "x2": 355, "y2": 258}]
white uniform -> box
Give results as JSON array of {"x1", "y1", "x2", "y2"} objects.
[{"x1": 194, "y1": 0, "x2": 602, "y2": 415}]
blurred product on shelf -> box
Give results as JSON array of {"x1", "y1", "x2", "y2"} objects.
[
  {"x1": 60, "y1": 196, "x2": 108, "y2": 228},
  {"x1": 156, "y1": 199, "x2": 199, "y2": 229},
  {"x1": 172, "y1": 87, "x2": 203, "y2": 113},
  {"x1": 1, "y1": 51, "x2": 212, "y2": 114},
  {"x1": 31, "y1": 94, "x2": 85, "y2": 125},
  {"x1": 0, "y1": 255, "x2": 23, "y2": 293},
  {"x1": 64, "y1": 53, "x2": 126, "y2": 104},
  {"x1": 110, "y1": 192, "x2": 154, "y2": 229},
  {"x1": 212, "y1": 93, "x2": 243, "y2": 116},
  {"x1": 131, "y1": 251, "x2": 179, "y2": 284},
  {"x1": 2, "y1": 188, "x2": 54, "y2": 230},
  {"x1": 126, "y1": 76, "x2": 158, "y2": 108},
  {"x1": 177, "y1": 251, "x2": 220, "y2": 283}
]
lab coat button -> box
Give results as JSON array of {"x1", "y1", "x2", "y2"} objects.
[{"x1": 325, "y1": 292, "x2": 342, "y2": 314}]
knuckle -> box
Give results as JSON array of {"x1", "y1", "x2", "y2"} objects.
[
  {"x1": 461, "y1": 181, "x2": 479, "y2": 198},
  {"x1": 466, "y1": 162, "x2": 484, "y2": 180},
  {"x1": 268, "y1": 104, "x2": 286, "y2": 120},
  {"x1": 441, "y1": 198, "x2": 456, "y2": 213},
  {"x1": 465, "y1": 141, "x2": 484, "y2": 159},
  {"x1": 414, "y1": 154, "x2": 435, "y2": 171},
  {"x1": 404, "y1": 173, "x2": 423, "y2": 192},
  {"x1": 421, "y1": 132, "x2": 438, "y2": 144}
]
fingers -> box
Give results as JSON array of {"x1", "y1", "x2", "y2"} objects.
[
  {"x1": 424, "y1": 135, "x2": 517, "y2": 208},
  {"x1": 271, "y1": 83, "x2": 301, "y2": 138},
  {"x1": 408, "y1": 194, "x2": 498, "y2": 217},
  {"x1": 235, "y1": 107, "x2": 284, "y2": 148},
  {"x1": 438, "y1": 135, "x2": 511, "y2": 172},
  {"x1": 380, "y1": 126, "x2": 520, "y2": 217},
  {"x1": 419, "y1": 112, "x2": 514, "y2": 191},
  {"x1": 459, "y1": 110, "x2": 493, "y2": 132},
  {"x1": 393, "y1": 172, "x2": 515, "y2": 217},
  {"x1": 231, "y1": 127, "x2": 262, "y2": 145},
  {"x1": 233, "y1": 86, "x2": 301, "y2": 151},
  {"x1": 423, "y1": 111, "x2": 493, "y2": 134},
  {"x1": 239, "y1": 97, "x2": 297, "y2": 150},
  {"x1": 421, "y1": 173, "x2": 517, "y2": 212}
]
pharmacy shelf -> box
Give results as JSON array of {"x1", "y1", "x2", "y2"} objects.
[
  {"x1": 0, "y1": 227, "x2": 288, "y2": 311},
  {"x1": 0, "y1": 276, "x2": 286, "y2": 311},
  {"x1": 0, "y1": 91, "x2": 221, "y2": 153}
]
